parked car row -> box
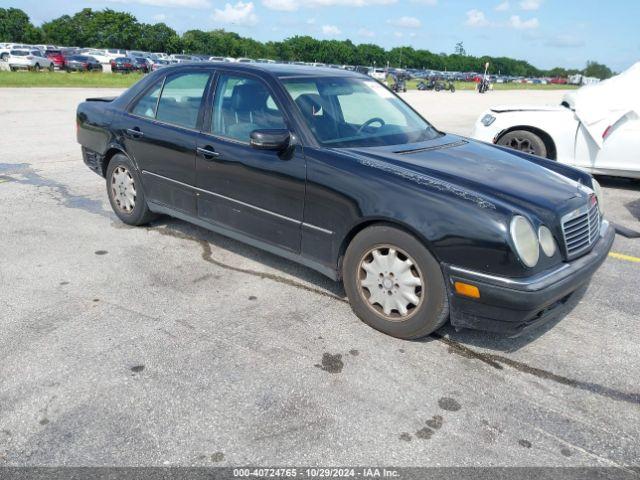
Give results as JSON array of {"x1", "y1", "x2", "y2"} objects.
[{"x1": 0, "y1": 41, "x2": 596, "y2": 85}]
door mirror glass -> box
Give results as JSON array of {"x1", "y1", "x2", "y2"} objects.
[{"x1": 249, "y1": 129, "x2": 290, "y2": 150}]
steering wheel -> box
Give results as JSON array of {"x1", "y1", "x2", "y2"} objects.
[{"x1": 357, "y1": 117, "x2": 386, "y2": 134}]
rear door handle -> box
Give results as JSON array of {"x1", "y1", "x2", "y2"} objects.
[
  {"x1": 126, "y1": 127, "x2": 144, "y2": 138},
  {"x1": 197, "y1": 146, "x2": 221, "y2": 159}
]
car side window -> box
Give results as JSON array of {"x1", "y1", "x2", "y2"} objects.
[
  {"x1": 131, "y1": 80, "x2": 163, "y2": 119},
  {"x1": 155, "y1": 72, "x2": 210, "y2": 129},
  {"x1": 211, "y1": 74, "x2": 286, "y2": 142}
]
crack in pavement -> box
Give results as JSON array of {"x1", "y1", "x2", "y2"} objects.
[
  {"x1": 143, "y1": 224, "x2": 640, "y2": 407},
  {"x1": 153, "y1": 226, "x2": 347, "y2": 304},
  {"x1": 434, "y1": 333, "x2": 640, "y2": 405},
  {"x1": 0, "y1": 163, "x2": 112, "y2": 219}
]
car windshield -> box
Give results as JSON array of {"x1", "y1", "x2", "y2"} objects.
[{"x1": 282, "y1": 77, "x2": 440, "y2": 148}]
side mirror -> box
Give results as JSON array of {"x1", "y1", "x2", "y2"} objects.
[{"x1": 250, "y1": 129, "x2": 291, "y2": 151}]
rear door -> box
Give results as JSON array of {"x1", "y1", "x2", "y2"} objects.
[
  {"x1": 194, "y1": 72, "x2": 306, "y2": 253},
  {"x1": 119, "y1": 69, "x2": 212, "y2": 215}
]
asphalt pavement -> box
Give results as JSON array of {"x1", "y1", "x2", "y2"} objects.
[{"x1": 0, "y1": 88, "x2": 639, "y2": 468}]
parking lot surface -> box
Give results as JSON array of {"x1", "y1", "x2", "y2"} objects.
[{"x1": 0, "y1": 88, "x2": 639, "y2": 467}]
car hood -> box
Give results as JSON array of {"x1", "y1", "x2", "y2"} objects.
[
  {"x1": 344, "y1": 134, "x2": 586, "y2": 214},
  {"x1": 490, "y1": 104, "x2": 567, "y2": 113}
]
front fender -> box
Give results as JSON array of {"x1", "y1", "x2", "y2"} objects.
[
  {"x1": 302, "y1": 148, "x2": 535, "y2": 279},
  {"x1": 471, "y1": 108, "x2": 579, "y2": 163}
]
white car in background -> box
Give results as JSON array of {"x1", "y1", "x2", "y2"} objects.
[
  {"x1": 209, "y1": 56, "x2": 235, "y2": 62},
  {"x1": 369, "y1": 68, "x2": 387, "y2": 81},
  {"x1": 1, "y1": 44, "x2": 32, "y2": 61},
  {"x1": 81, "y1": 49, "x2": 111, "y2": 64},
  {"x1": 471, "y1": 62, "x2": 640, "y2": 179},
  {"x1": 103, "y1": 48, "x2": 127, "y2": 60},
  {"x1": 7, "y1": 49, "x2": 54, "y2": 71}
]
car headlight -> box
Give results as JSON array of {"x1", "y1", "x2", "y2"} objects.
[
  {"x1": 510, "y1": 216, "x2": 540, "y2": 267},
  {"x1": 481, "y1": 114, "x2": 496, "y2": 126},
  {"x1": 591, "y1": 178, "x2": 604, "y2": 215},
  {"x1": 538, "y1": 226, "x2": 557, "y2": 257}
]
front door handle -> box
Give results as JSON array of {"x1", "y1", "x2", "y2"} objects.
[
  {"x1": 126, "y1": 127, "x2": 144, "y2": 138},
  {"x1": 197, "y1": 146, "x2": 221, "y2": 160}
]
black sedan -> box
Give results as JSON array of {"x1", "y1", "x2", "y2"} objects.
[
  {"x1": 110, "y1": 57, "x2": 136, "y2": 73},
  {"x1": 65, "y1": 55, "x2": 103, "y2": 72},
  {"x1": 76, "y1": 63, "x2": 614, "y2": 339},
  {"x1": 132, "y1": 57, "x2": 151, "y2": 73}
]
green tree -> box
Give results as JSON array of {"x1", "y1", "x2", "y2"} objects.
[
  {"x1": 354, "y1": 43, "x2": 386, "y2": 67},
  {"x1": 136, "y1": 23, "x2": 178, "y2": 52},
  {"x1": 2, "y1": 6, "x2": 618, "y2": 79},
  {"x1": 42, "y1": 8, "x2": 140, "y2": 48},
  {"x1": 0, "y1": 8, "x2": 43, "y2": 43},
  {"x1": 583, "y1": 61, "x2": 613, "y2": 80}
]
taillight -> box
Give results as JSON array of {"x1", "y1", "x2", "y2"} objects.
[{"x1": 27, "y1": 56, "x2": 34, "y2": 60}]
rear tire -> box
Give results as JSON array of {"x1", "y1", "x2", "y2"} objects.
[
  {"x1": 343, "y1": 225, "x2": 449, "y2": 339},
  {"x1": 106, "y1": 154, "x2": 157, "y2": 226},
  {"x1": 34, "y1": 63, "x2": 41, "y2": 71},
  {"x1": 497, "y1": 129, "x2": 548, "y2": 158}
]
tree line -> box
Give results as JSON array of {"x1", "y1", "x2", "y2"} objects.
[{"x1": 0, "y1": 7, "x2": 614, "y2": 79}]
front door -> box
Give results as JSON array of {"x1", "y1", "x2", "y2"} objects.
[
  {"x1": 119, "y1": 70, "x2": 211, "y2": 215},
  {"x1": 195, "y1": 73, "x2": 306, "y2": 253}
]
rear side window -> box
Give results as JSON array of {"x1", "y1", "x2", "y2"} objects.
[
  {"x1": 155, "y1": 72, "x2": 210, "y2": 129},
  {"x1": 131, "y1": 80, "x2": 164, "y2": 119}
]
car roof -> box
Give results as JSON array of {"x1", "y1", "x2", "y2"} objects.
[{"x1": 160, "y1": 61, "x2": 364, "y2": 79}]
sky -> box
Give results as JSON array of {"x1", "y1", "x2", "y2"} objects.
[{"x1": 5, "y1": 0, "x2": 639, "y2": 71}]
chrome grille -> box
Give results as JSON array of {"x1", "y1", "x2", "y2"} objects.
[{"x1": 561, "y1": 200, "x2": 600, "y2": 259}]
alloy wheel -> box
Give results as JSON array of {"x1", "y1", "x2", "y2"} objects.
[{"x1": 506, "y1": 137, "x2": 537, "y2": 155}]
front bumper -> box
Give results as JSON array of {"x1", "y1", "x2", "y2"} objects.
[{"x1": 444, "y1": 219, "x2": 615, "y2": 336}]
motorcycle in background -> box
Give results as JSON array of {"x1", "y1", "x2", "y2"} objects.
[{"x1": 417, "y1": 78, "x2": 456, "y2": 93}]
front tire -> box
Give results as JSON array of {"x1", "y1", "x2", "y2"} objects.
[
  {"x1": 106, "y1": 154, "x2": 157, "y2": 226},
  {"x1": 343, "y1": 225, "x2": 449, "y2": 339},
  {"x1": 497, "y1": 130, "x2": 548, "y2": 158}
]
